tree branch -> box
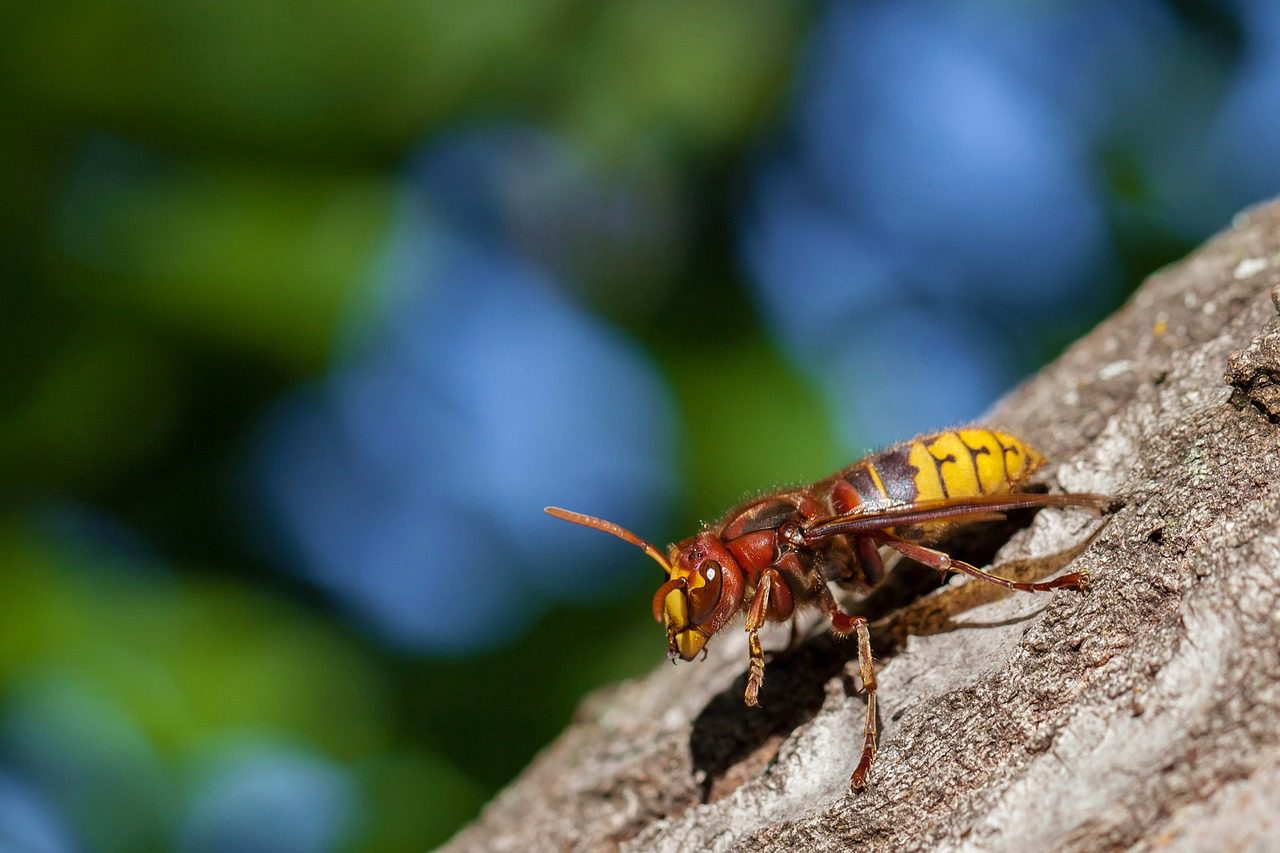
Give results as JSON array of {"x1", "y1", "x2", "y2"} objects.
[{"x1": 445, "y1": 199, "x2": 1280, "y2": 852}]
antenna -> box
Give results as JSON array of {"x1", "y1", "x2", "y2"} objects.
[{"x1": 544, "y1": 506, "x2": 672, "y2": 574}]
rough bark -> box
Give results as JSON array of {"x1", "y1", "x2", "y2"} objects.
[{"x1": 444, "y1": 200, "x2": 1280, "y2": 852}]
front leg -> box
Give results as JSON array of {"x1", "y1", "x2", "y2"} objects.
[
  {"x1": 746, "y1": 631, "x2": 766, "y2": 708},
  {"x1": 743, "y1": 567, "x2": 789, "y2": 706}
]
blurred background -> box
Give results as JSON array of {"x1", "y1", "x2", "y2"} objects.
[{"x1": 1, "y1": 0, "x2": 1277, "y2": 849}]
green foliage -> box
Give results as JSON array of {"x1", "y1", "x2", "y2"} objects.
[
  {"x1": 354, "y1": 752, "x2": 486, "y2": 852},
  {"x1": 664, "y1": 338, "x2": 841, "y2": 522},
  {"x1": 0, "y1": 527, "x2": 490, "y2": 847},
  {"x1": 55, "y1": 157, "x2": 396, "y2": 369},
  {"x1": 0, "y1": 530, "x2": 388, "y2": 757},
  {"x1": 0, "y1": 0, "x2": 813, "y2": 846}
]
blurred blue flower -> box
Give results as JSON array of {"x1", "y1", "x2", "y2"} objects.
[
  {"x1": 742, "y1": 0, "x2": 1224, "y2": 445},
  {"x1": 796, "y1": 1, "x2": 1109, "y2": 306},
  {"x1": 823, "y1": 306, "x2": 1014, "y2": 449},
  {"x1": 180, "y1": 740, "x2": 355, "y2": 853},
  {"x1": 0, "y1": 771, "x2": 76, "y2": 853},
  {"x1": 256, "y1": 128, "x2": 677, "y2": 653},
  {"x1": 952, "y1": 0, "x2": 1188, "y2": 141},
  {"x1": 742, "y1": 159, "x2": 899, "y2": 366}
]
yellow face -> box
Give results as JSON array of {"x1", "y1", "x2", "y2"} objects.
[
  {"x1": 661, "y1": 552, "x2": 725, "y2": 661},
  {"x1": 662, "y1": 584, "x2": 708, "y2": 660}
]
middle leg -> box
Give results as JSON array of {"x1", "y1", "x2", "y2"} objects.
[{"x1": 816, "y1": 583, "x2": 879, "y2": 790}]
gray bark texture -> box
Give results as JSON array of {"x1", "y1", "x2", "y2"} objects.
[{"x1": 444, "y1": 200, "x2": 1280, "y2": 852}]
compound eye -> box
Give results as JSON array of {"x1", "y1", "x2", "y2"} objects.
[{"x1": 688, "y1": 560, "x2": 723, "y2": 624}]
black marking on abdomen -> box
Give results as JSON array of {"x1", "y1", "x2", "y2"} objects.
[
  {"x1": 997, "y1": 436, "x2": 1021, "y2": 471},
  {"x1": 926, "y1": 448, "x2": 956, "y2": 498},
  {"x1": 957, "y1": 432, "x2": 995, "y2": 494}
]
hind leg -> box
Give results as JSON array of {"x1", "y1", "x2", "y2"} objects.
[{"x1": 881, "y1": 536, "x2": 1086, "y2": 592}]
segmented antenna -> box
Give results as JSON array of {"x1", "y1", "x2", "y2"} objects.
[{"x1": 544, "y1": 506, "x2": 672, "y2": 574}]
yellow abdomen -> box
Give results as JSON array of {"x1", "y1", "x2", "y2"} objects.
[
  {"x1": 834, "y1": 428, "x2": 1045, "y2": 512},
  {"x1": 905, "y1": 429, "x2": 1043, "y2": 501}
]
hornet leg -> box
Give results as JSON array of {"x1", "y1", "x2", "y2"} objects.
[
  {"x1": 743, "y1": 567, "x2": 785, "y2": 706},
  {"x1": 881, "y1": 537, "x2": 1086, "y2": 593},
  {"x1": 817, "y1": 584, "x2": 878, "y2": 790},
  {"x1": 856, "y1": 536, "x2": 887, "y2": 586}
]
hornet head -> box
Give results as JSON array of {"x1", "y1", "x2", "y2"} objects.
[{"x1": 544, "y1": 507, "x2": 745, "y2": 661}]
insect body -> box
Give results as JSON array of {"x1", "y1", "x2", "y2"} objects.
[{"x1": 546, "y1": 428, "x2": 1107, "y2": 791}]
